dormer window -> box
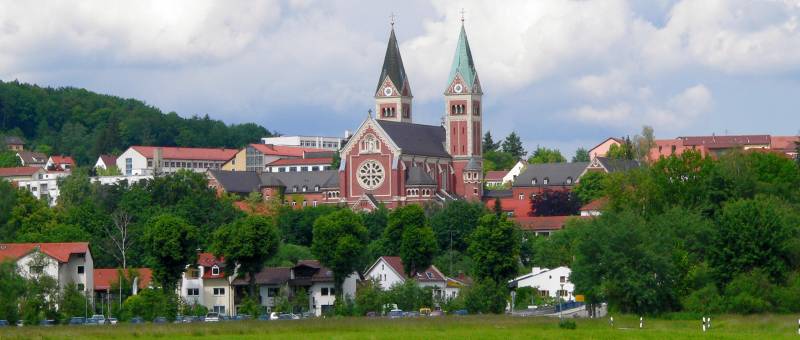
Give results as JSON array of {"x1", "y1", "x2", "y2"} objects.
[
  {"x1": 314, "y1": 185, "x2": 320, "y2": 191},
  {"x1": 426, "y1": 272, "x2": 434, "y2": 279},
  {"x1": 293, "y1": 186, "x2": 298, "y2": 192},
  {"x1": 543, "y1": 177, "x2": 549, "y2": 185},
  {"x1": 531, "y1": 178, "x2": 537, "y2": 185},
  {"x1": 211, "y1": 266, "x2": 220, "y2": 276},
  {"x1": 566, "y1": 177, "x2": 573, "y2": 185},
  {"x1": 302, "y1": 186, "x2": 307, "y2": 192}
]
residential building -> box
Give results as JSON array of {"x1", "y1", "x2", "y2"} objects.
[
  {"x1": 16, "y1": 151, "x2": 47, "y2": 167},
  {"x1": 0, "y1": 166, "x2": 46, "y2": 183},
  {"x1": 579, "y1": 198, "x2": 607, "y2": 217},
  {"x1": 3, "y1": 136, "x2": 25, "y2": 151},
  {"x1": 93, "y1": 268, "x2": 153, "y2": 312},
  {"x1": 364, "y1": 256, "x2": 466, "y2": 302},
  {"x1": 484, "y1": 170, "x2": 507, "y2": 187},
  {"x1": 179, "y1": 252, "x2": 234, "y2": 316},
  {"x1": 46, "y1": 155, "x2": 76, "y2": 171},
  {"x1": 231, "y1": 260, "x2": 358, "y2": 316},
  {"x1": 588, "y1": 137, "x2": 623, "y2": 159},
  {"x1": 264, "y1": 157, "x2": 334, "y2": 173},
  {"x1": 509, "y1": 267, "x2": 575, "y2": 302},
  {"x1": 94, "y1": 155, "x2": 118, "y2": 170},
  {"x1": 648, "y1": 134, "x2": 799, "y2": 160},
  {"x1": 0, "y1": 242, "x2": 94, "y2": 304},
  {"x1": 207, "y1": 170, "x2": 340, "y2": 207},
  {"x1": 17, "y1": 170, "x2": 71, "y2": 206},
  {"x1": 221, "y1": 144, "x2": 329, "y2": 172},
  {"x1": 117, "y1": 146, "x2": 238, "y2": 176},
  {"x1": 261, "y1": 135, "x2": 346, "y2": 151},
  {"x1": 514, "y1": 216, "x2": 582, "y2": 236}
]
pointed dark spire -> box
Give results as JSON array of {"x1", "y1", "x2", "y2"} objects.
[{"x1": 375, "y1": 27, "x2": 409, "y2": 94}]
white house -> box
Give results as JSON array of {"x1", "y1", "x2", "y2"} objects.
[
  {"x1": 178, "y1": 252, "x2": 235, "y2": 316},
  {"x1": 503, "y1": 160, "x2": 527, "y2": 184},
  {"x1": 46, "y1": 156, "x2": 76, "y2": 171},
  {"x1": 16, "y1": 170, "x2": 71, "y2": 206},
  {"x1": 117, "y1": 146, "x2": 238, "y2": 176},
  {"x1": 364, "y1": 256, "x2": 465, "y2": 302},
  {"x1": 94, "y1": 155, "x2": 117, "y2": 171},
  {"x1": 0, "y1": 242, "x2": 95, "y2": 304},
  {"x1": 509, "y1": 267, "x2": 575, "y2": 302},
  {"x1": 261, "y1": 135, "x2": 345, "y2": 151}
]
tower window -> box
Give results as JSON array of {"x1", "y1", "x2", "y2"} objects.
[
  {"x1": 532, "y1": 178, "x2": 537, "y2": 185},
  {"x1": 543, "y1": 177, "x2": 549, "y2": 185}
]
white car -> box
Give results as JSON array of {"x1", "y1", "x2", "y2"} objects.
[
  {"x1": 204, "y1": 312, "x2": 220, "y2": 322},
  {"x1": 269, "y1": 312, "x2": 279, "y2": 321}
]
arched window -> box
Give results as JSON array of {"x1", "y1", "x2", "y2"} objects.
[
  {"x1": 302, "y1": 186, "x2": 307, "y2": 192},
  {"x1": 531, "y1": 178, "x2": 537, "y2": 185}
]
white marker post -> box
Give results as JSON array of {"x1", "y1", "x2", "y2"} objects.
[
  {"x1": 797, "y1": 318, "x2": 799, "y2": 335},
  {"x1": 610, "y1": 316, "x2": 614, "y2": 328},
  {"x1": 702, "y1": 317, "x2": 706, "y2": 332},
  {"x1": 708, "y1": 317, "x2": 711, "y2": 329},
  {"x1": 639, "y1": 316, "x2": 643, "y2": 329}
]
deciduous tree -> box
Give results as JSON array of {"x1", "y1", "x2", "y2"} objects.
[
  {"x1": 142, "y1": 214, "x2": 198, "y2": 290},
  {"x1": 212, "y1": 215, "x2": 280, "y2": 297},
  {"x1": 312, "y1": 209, "x2": 367, "y2": 294}
]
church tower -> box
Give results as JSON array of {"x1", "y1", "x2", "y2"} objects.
[
  {"x1": 445, "y1": 21, "x2": 483, "y2": 199},
  {"x1": 374, "y1": 25, "x2": 413, "y2": 123}
]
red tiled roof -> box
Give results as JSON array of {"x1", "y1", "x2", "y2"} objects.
[
  {"x1": 771, "y1": 136, "x2": 799, "y2": 151},
  {"x1": 380, "y1": 256, "x2": 407, "y2": 279},
  {"x1": 415, "y1": 265, "x2": 446, "y2": 282},
  {"x1": 377, "y1": 256, "x2": 444, "y2": 281},
  {"x1": 580, "y1": 197, "x2": 608, "y2": 211},
  {"x1": 249, "y1": 144, "x2": 328, "y2": 157},
  {"x1": 99, "y1": 155, "x2": 117, "y2": 166},
  {"x1": 514, "y1": 216, "x2": 580, "y2": 231},
  {"x1": 266, "y1": 157, "x2": 332, "y2": 166},
  {"x1": 0, "y1": 242, "x2": 89, "y2": 263},
  {"x1": 0, "y1": 166, "x2": 41, "y2": 177},
  {"x1": 680, "y1": 135, "x2": 771, "y2": 148},
  {"x1": 130, "y1": 146, "x2": 238, "y2": 161},
  {"x1": 485, "y1": 170, "x2": 508, "y2": 181},
  {"x1": 50, "y1": 155, "x2": 76, "y2": 165},
  {"x1": 93, "y1": 268, "x2": 153, "y2": 291},
  {"x1": 198, "y1": 252, "x2": 224, "y2": 267}
]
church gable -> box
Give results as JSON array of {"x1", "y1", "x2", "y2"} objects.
[
  {"x1": 341, "y1": 118, "x2": 401, "y2": 166},
  {"x1": 375, "y1": 75, "x2": 401, "y2": 98}
]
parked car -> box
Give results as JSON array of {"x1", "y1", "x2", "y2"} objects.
[
  {"x1": 430, "y1": 310, "x2": 444, "y2": 317},
  {"x1": 0, "y1": 320, "x2": 9, "y2": 327},
  {"x1": 277, "y1": 313, "x2": 299, "y2": 320},
  {"x1": 152, "y1": 317, "x2": 168, "y2": 324},
  {"x1": 39, "y1": 320, "x2": 56, "y2": 327},
  {"x1": 68, "y1": 317, "x2": 86, "y2": 325},
  {"x1": 204, "y1": 312, "x2": 220, "y2": 322},
  {"x1": 404, "y1": 311, "x2": 420, "y2": 318},
  {"x1": 107, "y1": 317, "x2": 118, "y2": 325},
  {"x1": 366, "y1": 311, "x2": 378, "y2": 318},
  {"x1": 301, "y1": 312, "x2": 314, "y2": 319},
  {"x1": 388, "y1": 309, "x2": 403, "y2": 319},
  {"x1": 269, "y1": 312, "x2": 279, "y2": 321},
  {"x1": 452, "y1": 309, "x2": 468, "y2": 316},
  {"x1": 88, "y1": 314, "x2": 106, "y2": 325},
  {"x1": 257, "y1": 314, "x2": 270, "y2": 321},
  {"x1": 129, "y1": 317, "x2": 144, "y2": 324},
  {"x1": 15, "y1": 320, "x2": 23, "y2": 327}
]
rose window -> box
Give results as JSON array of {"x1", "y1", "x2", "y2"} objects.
[{"x1": 357, "y1": 160, "x2": 385, "y2": 190}]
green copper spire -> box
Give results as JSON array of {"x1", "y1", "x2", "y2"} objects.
[
  {"x1": 375, "y1": 27, "x2": 409, "y2": 94},
  {"x1": 447, "y1": 23, "x2": 477, "y2": 89}
]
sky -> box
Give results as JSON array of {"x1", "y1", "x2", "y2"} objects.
[{"x1": 1, "y1": 0, "x2": 800, "y2": 158}]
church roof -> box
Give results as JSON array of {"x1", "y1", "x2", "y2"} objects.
[
  {"x1": 376, "y1": 28, "x2": 409, "y2": 94},
  {"x1": 447, "y1": 24, "x2": 478, "y2": 88},
  {"x1": 464, "y1": 157, "x2": 482, "y2": 171},
  {"x1": 406, "y1": 166, "x2": 437, "y2": 186},
  {"x1": 376, "y1": 120, "x2": 449, "y2": 158},
  {"x1": 208, "y1": 170, "x2": 339, "y2": 194}
]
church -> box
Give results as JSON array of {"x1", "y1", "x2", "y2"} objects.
[
  {"x1": 208, "y1": 22, "x2": 485, "y2": 211},
  {"x1": 338, "y1": 22, "x2": 485, "y2": 210}
]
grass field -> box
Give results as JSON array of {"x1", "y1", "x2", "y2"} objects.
[{"x1": 1, "y1": 314, "x2": 799, "y2": 339}]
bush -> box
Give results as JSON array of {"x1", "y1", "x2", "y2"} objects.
[
  {"x1": 682, "y1": 284, "x2": 723, "y2": 314},
  {"x1": 238, "y1": 297, "x2": 261, "y2": 317},
  {"x1": 559, "y1": 319, "x2": 576, "y2": 329},
  {"x1": 386, "y1": 280, "x2": 433, "y2": 312},
  {"x1": 464, "y1": 279, "x2": 508, "y2": 314},
  {"x1": 355, "y1": 279, "x2": 386, "y2": 316},
  {"x1": 723, "y1": 270, "x2": 774, "y2": 314},
  {"x1": 332, "y1": 296, "x2": 356, "y2": 317},
  {"x1": 182, "y1": 302, "x2": 208, "y2": 317},
  {"x1": 122, "y1": 289, "x2": 178, "y2": 321}
]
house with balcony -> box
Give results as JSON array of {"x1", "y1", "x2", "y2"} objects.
[
  {"x1": 178, "y1": 252, "x2": 235, "y2": 316},
  {"x1": 364, "y1": 256, "x2": 467, "y2": 302}
]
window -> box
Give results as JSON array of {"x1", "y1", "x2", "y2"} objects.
[
  {"x1": 558, "y1": 290, "x2": 569, "y2": 297},
  {"x1": 538, "y1": 290, "x2": 549, "y2": 297},
  {"x1": 566, "y1": 177, "x2": 573, "y2": 185},
  {"x1": 187, "y1": 288, "x2": 199, "y2": 296},
  {"x1": 473, "y1": 188, "x2": 479, "y2": 195},
  {"x1": 426, "y1": 272, "x2": 434, "y2": 279},
  {"x1": 213, "y1": 288, "x2": 225, "y2": 296},
  {"x1": 267, "y1": 287, "x2": 279, "y2": 297},
  {"x1": 125, "y1": 158, "x2": 133, "y2": 175},
  {"x1": 543, "y1": 177, "x2": 549, "y2": 185},
  {"x1": 560, "y1": 276, "x2": 567, "y2": 283},
  {"x1": 330, "y1": 287, "x2": 336, "y2": 296},
  {"x1": 77, "y1": 283, "x2": 85, "y2": 291},
  {"x1": 293, "y1": 186, "x2": 298, "y2": 192},
  {"x1": 321, "y1": 287, "x2": 329, "y2": 296},
  {"x1": 531, "y1": 178, "x2": 537, "y2": 185},
  {"x1": 519, "y1": 193, "x2": 524, "y2": 200},
  {"x1": 314, "y1": 185, "x2": 320, "y2": 191},
  {"x1": 187, "y1": 268, "x2": 199, "y2": 279},
  {"x1": 77, "y1": 265, "x2": 84, "y2": 274},
  {"x1": 312, "y1": 200, "x2": 317, "y2": 207},
  {"x1": 211, "y1": 266, "x2": 220, "y2": 276},
  {"x1": 302, "y1": 186, "x2": 307, "y2": 192},
  {"x1": 29, "y1": 265, "x2": 43, "y2": 274},
  {"x1": 213, "y1": 306, "x2": 225, "y2": 314}
]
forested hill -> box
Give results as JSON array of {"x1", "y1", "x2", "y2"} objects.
[{"x1": 0, "y1": 80, "x2": 272, "y2": 165}]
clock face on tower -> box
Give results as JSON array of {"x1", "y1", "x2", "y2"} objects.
[
  {"x1": 453, "y1": 83, "x2": 463, "y2": 94},
  {"x1": 357, "y1": 159, "x2": 385, "y2": 190},
  {"x1": 383, "y1": 87, "x2": 393, "y2": 96}
]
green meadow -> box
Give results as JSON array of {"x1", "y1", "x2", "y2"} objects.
[{"x1": 1, "y1": 314, "x2": 799, "y2": 339}]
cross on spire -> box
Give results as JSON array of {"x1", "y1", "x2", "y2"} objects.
[
  {"x1": 460, "y1": 8, "x2": 465, "y2": 23},
  {"x1": 390, "y1": 12, "x2": 396, "y2": 27}
]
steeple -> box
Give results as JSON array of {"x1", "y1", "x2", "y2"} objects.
[
  {"x1": 446, "y1": 23, "x2": 480, "y2": 94},
  {"x1": 375, "y1": 25, "x2": 413, "y2": 123}
]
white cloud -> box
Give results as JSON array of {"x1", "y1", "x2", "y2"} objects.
[
  {"x1": 572, "y1": 70, "x2": 631, "y2": 99},
  {"x1": 646, "y1": 84, "x2": 714, "y2": 127},
  {"x1": 572, "y1": 103, "x2": 633, "y2": 123}
]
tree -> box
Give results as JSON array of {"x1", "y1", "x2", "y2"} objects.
[
  {"x1": 606, "y1": 137, "x2": 635, "y2": 160},
  {"x1": 142, "y1": 214, "x2": 198, "y2": 290},
  {"x1": 529, "y1": 189, "x2": 581, "y2": 216},
  {"x1": 468, "y1": 214, "x2": 520, "y2": 283},
  {"x1": 362, "y1": 203, "x2": 389, "y2": 241},
  {"x1": 709, "y1": 197, "x2": 799, "y2": 284},
  {"x1": 101, "y1": 211, "x2": 136, "y2": 268},
  {"x1": 634, "y1": 126, "x2": 655, "y2": 162},
  {"x1": 0, "y1": 150, "x2": 21, "y2": 167},
  {"x1": 312, "y1": 209, "x2": 368, "y2": 294},
  {"x1": 331, "y1": 151, "x2": 341, "y2": 169},
  {"x1": 482, "y1": 131, "x2": 501, "y2": 153},
  {"x1": 527, "y1": 147, "x2": 566, "y2": 164},
  {"x1": 463, "y1": 278, "x2": 508, "y2": 314},
  {"x1": 59, "y1": 283, "x2": 87, "y2": 319},
  {"x1": 0, "y1": 261, "x2": 25, "y2": 322},
  {"x1": 383, "y1": 205, "x2": 427, "y2": 255},
  {"x1": 572, "y1": 171, "x2": 607, "y2": 204},
  {"x1": 212, "y1": 215, "x2": 280, "y2": 297},
  {"x1": 355, "y1": 279, "x2": 386, "y2": 315},
  {"x1": 400, "y1": 223, "x2": 437, "y2": 276},
  {"x1": 483, "y1": 150, "x2": 516, "y2": 172},
  {"x1": 501, "y1": 131, "x2": 526, "y2": 159},
  {"x1": 572, "y1": 147, "x2": 590, "y2": 162}
]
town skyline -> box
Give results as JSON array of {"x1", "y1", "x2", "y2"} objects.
[{"x1": 2, "y1": 1, "x2": 799, "y2": 157}]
